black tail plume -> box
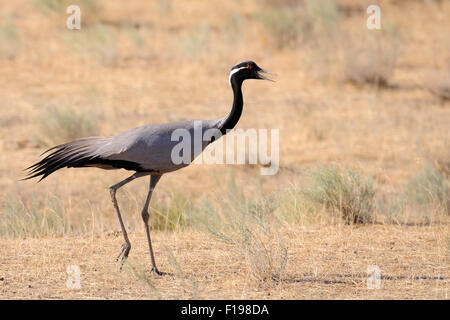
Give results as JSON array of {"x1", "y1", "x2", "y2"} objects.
[
  {"x1": 23, "y1": 137, "x2": 144, "y2": 181},
  {"x1": 23, "y1": 138, "x2": 103, "y2": 182}
]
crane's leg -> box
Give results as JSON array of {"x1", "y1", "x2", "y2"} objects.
[
  {"x1": 141, "y1": 174, "x2": 163, "y2": 275},
  {"x1": 109, "y1": 172, "x2": 148, "y2": 269}
]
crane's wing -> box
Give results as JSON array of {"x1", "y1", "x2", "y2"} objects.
[
  {"x1": 100, "y1": 119, "x2": 222, "y2": 172},
  {"x1": 24, "y1": 119, "x2": 222, "y2": 181}
]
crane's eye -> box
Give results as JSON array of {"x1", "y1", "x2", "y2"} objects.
[{"x1": 247, "y1": 65, "x2": 252, "y2": 69}]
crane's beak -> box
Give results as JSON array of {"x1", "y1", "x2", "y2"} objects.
[{"x1": 257, "y1": 68, "x2": 276, "y2": 82}]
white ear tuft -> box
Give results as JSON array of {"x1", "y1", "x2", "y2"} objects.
[{"x1": 228, "y1": 66, "x2": 247, "y2": 86}]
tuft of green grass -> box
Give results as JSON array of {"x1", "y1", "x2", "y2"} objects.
[
  {"x1": 65, "y1": 23, "x2": 117, "y2": 66},
  {"x1": 125, "y1": 24, "x2": 149, "y2": 50},
  {"x1": 190, "y1": 178, "x2": 288, "y2": 283},
  {"x1": 274, "y1": 185, "x2": 320, "y2": 225},
  {"x1": 0, "y1": 195, "x2": 71, "y2": 238},
  {"x1": 378, "y1": 163, "x2": 449, "y2": 225},
  {"x1": 0, "y1": 16, "x2": 19, "y2": 60},
  {"x1": 257, "y1": 0, "x2": 340, "y2": 49},
  {"x1": 261, "y1": 0, "x2": 298, "y2": 7},
  {"x1": 404, "y1": 163, "x2": 449, "y2": 216},
  {"x1": 257, "y1": 7, "x2": 300, "y2": 49},
  {"x1": 155, "y1": 0, "x2": 172, "y2": 14},
  {"x1": 304, "y1": 0, "x2": 340, "y2": 38},
  {"x1": 177, "y1": 24, "x2": 211, "y2": 57},
  {"x1": 304, "y1": 166, "x2": 376, "y2": 224},
  {"x1": 36, "y1": 105, "x2": 99, "y2": 146},
  {"x1": 33, "y1": 0, "x2": 101, "y2": 26},
  {"x1": 150, "y1": 193, "x2": 190, "y2": 231}
]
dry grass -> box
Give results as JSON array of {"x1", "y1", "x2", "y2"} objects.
[
  {"x1": 0, "y1": 195, "x2": 70, "y2": 238},
  {"x1": 0, "y1": 225, "x2": 448, "y2": 299},
  {"x1": 0, "y1": 0, "x2": 449, "y2": 299}
]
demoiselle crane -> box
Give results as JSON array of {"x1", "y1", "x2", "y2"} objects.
[{"x1": 24, "y1": 61, "x2": 275, "y2": 275}]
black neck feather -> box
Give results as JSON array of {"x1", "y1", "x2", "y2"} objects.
[{"x1": 219, "y1": 78, "x2": 243, "y2": 135}]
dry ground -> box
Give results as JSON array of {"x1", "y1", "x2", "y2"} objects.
[
  {"x1": 0, "y1": 0, "x2": 449, "y2": 299},
  {"x1": 1, "y1": 225, "x2": 448, "y2": 299}
]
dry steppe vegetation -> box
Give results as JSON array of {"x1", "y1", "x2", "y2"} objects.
[{"x1": 0, "y1": 0, "x2": 449, "y2": 299}]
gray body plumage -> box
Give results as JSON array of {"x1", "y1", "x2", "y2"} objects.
[
  {"x1": 98, "y1": 118, "x2": 223, "y2": 172},
  {"x1": 25, "y1": 118, "x2": 224, "y2": 180}
]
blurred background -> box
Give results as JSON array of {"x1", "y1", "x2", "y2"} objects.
[{"x1": 0, "y1": 0, "x2": 449, "y2": 234}]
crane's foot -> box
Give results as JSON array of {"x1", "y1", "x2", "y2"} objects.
[
  {"x1": 115, "y1": 241, "x2": 131, "y2": 269},
  {"x1": 151, "y1": 267, "x2": 168, "y2": 276}
]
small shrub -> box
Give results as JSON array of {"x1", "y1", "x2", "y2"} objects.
[
  {"x1": 305, "y1": 166, "x2": 375, "y2": 224},
  {"x1": 343, "y1": 27, "x2": 400, "y2": 87},
  {"x1": 37, "y1": 106, "x2": 98, "y2": 146},
  {"x1": 404, "y1": 163, "x2": 449, "y2": 216},
  {"x1": 0, "y1": 196, "x2": 71, "y2": 238}
]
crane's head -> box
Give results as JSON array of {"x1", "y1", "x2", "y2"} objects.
[{"x1": 229, "y1": 60, "x2": 275, "y2": 86}]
